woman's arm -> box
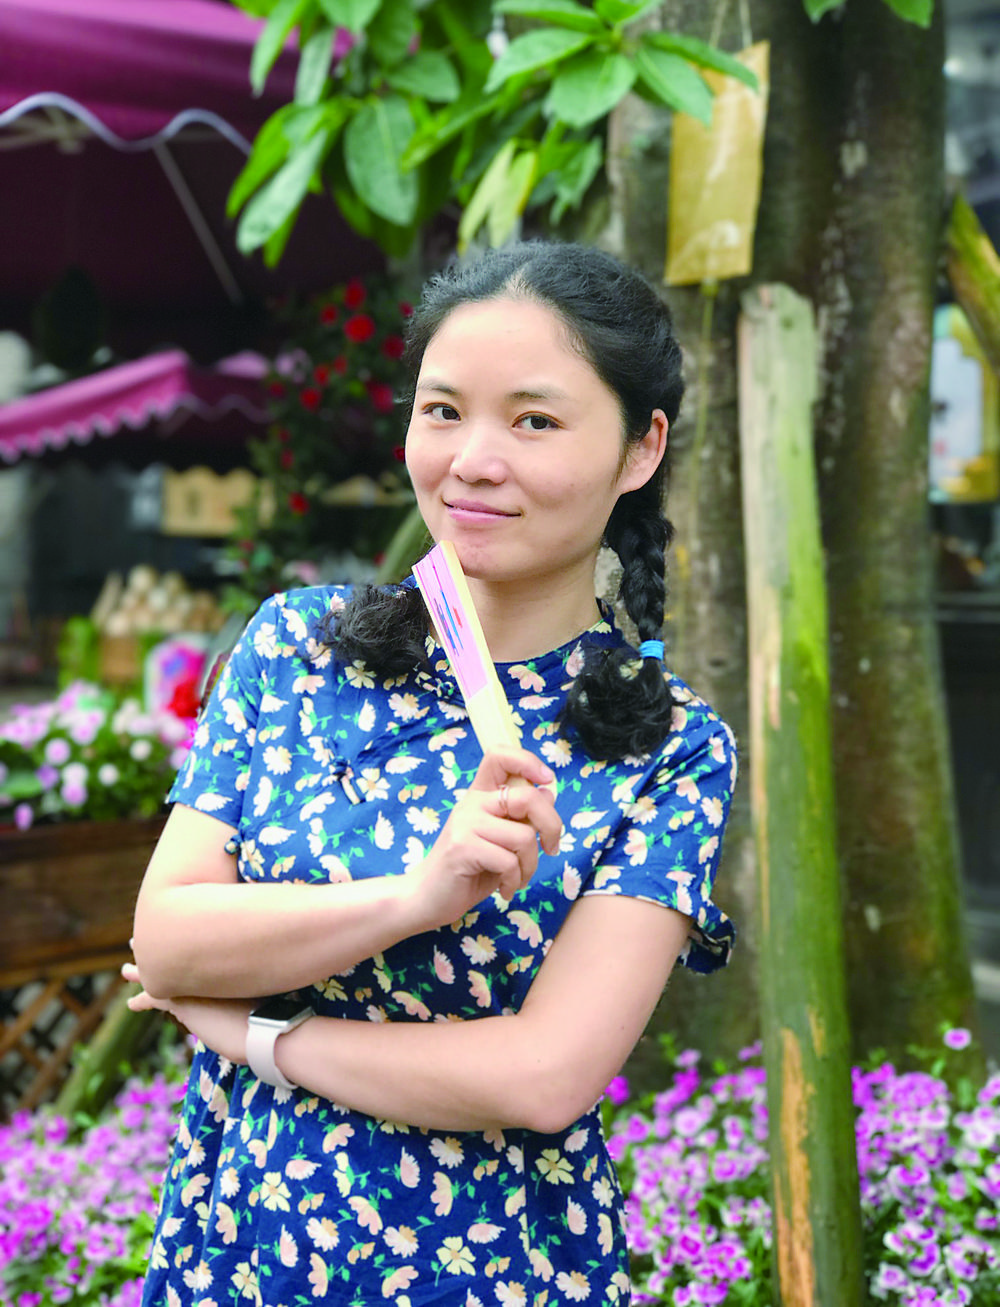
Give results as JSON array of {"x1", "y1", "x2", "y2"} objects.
[
  {"x1": 131, "y1": 750, "x2": 562, "y2": 999},
  {"x1": 127, "y1": 893, "x2": 689, "y2": 1134}
]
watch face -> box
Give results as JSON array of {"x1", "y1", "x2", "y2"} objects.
[{"x1": 252, "y1": 992, "x2": 312, "y2": 1023}]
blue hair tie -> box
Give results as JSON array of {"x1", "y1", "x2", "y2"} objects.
[{"x1": 639, "y1": 639, "x2": 664, "y2": 661}]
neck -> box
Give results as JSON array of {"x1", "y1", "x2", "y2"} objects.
[{"x1": 464, "y1": 564, "x2": 602, "y2": 662}]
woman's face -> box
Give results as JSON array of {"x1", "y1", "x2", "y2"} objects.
[{"x1": 405, "y1": 297, "x2": 663, "y2": 591}]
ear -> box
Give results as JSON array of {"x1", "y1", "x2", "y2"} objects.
[{"x1": 617, "y1": 410, "x2": 668, "y2": 495}]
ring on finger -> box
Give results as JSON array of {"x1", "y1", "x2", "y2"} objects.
[{"x1": 497, "y1": 784, "x2": 510, "y2": 819}]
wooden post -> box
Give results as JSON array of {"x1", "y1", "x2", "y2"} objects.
[
  {"x1": 738, "y1": 285, "x2": 865, "y2": 1307},
  {"x1": 946, "y1": 192, "x2": 1000, "y2": 377}
]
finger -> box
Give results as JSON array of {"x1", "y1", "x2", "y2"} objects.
[
  {"x1": 475, "y1": 814, "x2": 540, "y2": 885},
  {"x1": 126, "y1": 990, "x2": 163, "y2": 1013},
  {"x1": 121, "y1": 962, "x2": 141, "y2": 985},
  {"x1": 499, "y1": 785, "x2": 563, "y2": 855},
  {"x1": 469, "y1": 749, "x2": 556, "y2": 794}
]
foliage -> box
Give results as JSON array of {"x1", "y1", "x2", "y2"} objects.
[
  {"x1": 0, "y1": 1072, "x2": 186, "y2": 1307},
  {"x1": 609, "y1": 1030, "x2": 999, "y2": 1306},
  {"x1": 226, "y1": 0, "x2": 759, "y2": 259},
  {"x1": 221, "y1": 272, "x2": 415, "y2": 610},
  {"x1": 0, "y1": 682, "x2": 192, "y2": 829},
  {"x1": 226, "y1": 0, "x2": 936, "y2": 263}
]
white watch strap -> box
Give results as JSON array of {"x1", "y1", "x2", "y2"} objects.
[{"x1": 246, "y1": 1019, "x2": 300, "y2": 1090}]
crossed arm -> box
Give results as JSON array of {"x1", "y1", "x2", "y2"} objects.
[{"x1": 128, "y1": 750, "x2": 690, "y2": 1135}]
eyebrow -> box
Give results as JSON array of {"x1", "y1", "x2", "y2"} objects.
[{"x1": 416, "y1": 379, "x2": 574, "y2": 403}]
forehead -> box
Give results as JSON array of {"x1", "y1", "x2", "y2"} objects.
[{"x1": 421, "y1": 297, "x2": 592, "y2": 378}]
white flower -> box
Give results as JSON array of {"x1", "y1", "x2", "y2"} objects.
[
  {"x1": 129, "y1": 739, "x2": 152, "y2": 762},
  {"x1": 97, "y1": 763, "x2": 119, "y2": 786}
]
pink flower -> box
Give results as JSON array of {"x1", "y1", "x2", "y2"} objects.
[
  {"x1": 14, "y1": 802, "x2": 33, "y2": 830},
  {"x1": 944, "y1": 1027, "x2": 972, "y2": 1051},
  {"x1": 44, "y1": 737, "x2": 71, "y2": 765}
]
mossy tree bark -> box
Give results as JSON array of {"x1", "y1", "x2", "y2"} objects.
[{"x1": 596, "y1": 0, "x2": 980, "y2": 1075}]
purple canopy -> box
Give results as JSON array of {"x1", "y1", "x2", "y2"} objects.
[
  {"x1": 0, "y1": 0, "x2": 380, "y2": 335},
  {"x1": 0, "y1": 350, "x2": 270, "y2": 462},
  {"x1": 0, "y1": 0, "x2": 300, "y2": 147}
]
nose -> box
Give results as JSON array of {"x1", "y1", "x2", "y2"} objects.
[{"x1": 449, "y1": 421, "x2": 507, "y2": 485}]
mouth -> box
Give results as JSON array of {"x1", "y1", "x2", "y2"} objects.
[{"x1": 445, "y1": 499, "x2": 519, "y2": 519}]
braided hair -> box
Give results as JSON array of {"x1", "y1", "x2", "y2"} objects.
[{"x1": 327, "y1": 242, "x2": 684, "y2": 760}]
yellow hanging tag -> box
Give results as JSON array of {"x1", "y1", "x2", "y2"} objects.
[{"x1": 665, "y1": 41, "x2": 770, "y2": 286}]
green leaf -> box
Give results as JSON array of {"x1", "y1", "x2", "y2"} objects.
[
  {"x1": 237, "y1": 126, "x2": 332, "y2": 253},
  {"x1": 295, "y1": 23, "x2": 337, "y2": 105},
  {"x1": 316, "y1": 0, "x2": 382, "y2": 33},
  {"x1": 458, "y1": 139, "x2": 516, "y2": 247},
  {"x1": 343, "y1": 95, "x2": 419, "y2": 224},
  {"x1": 492, "y1": 0, "x2": 604, "y2": 34},
  {"x1": 227, "y1": 105, "x2": 296, "y2": 217},
  {"x1": 543, "y1": 50, "x2": 635, "y2": 128},
  {"x1": 367, "y1": 0, "x2": 418, "y2": 66},
  {"x1": 594, "y1": 0, "x2": 660, "y2": 26},
  {"x1": 642, "y1": 32, "x2": 760, "y2": 91},
  {"x1": 634, "y1": 46, "x2": 713, "y2": 124},
  {"x1": 488, "y1": 148, "x2": 536, "y2": 246},
  {"x1": 430, "y1": 0, "x2": 494, "y2": 79},
  {"x1": 483, "y1": 28, "x2": 593, "y2": 94},
  {"x1": 386, "y1": 50, "x2": 461, "y2": 101},
  {"x1": 880, "y1": 0, "x2": 933, "y2": 25},
  {"x1": 551, "y1": 135, "x2": 602, "y2": 223},
  {"x1": 229, "y1": 0, "x2": 275, "y2": 17},
  {"x1": 251, "y1": 0, "x2": 309, "y2": 95},
  {"x1": 802, "y1": 0, "x2": 844, "y2": 18},
  {"x1": 262, "y1": 208, "x2": 299, "y2": 268},
  {"x1": 401, "y1": 92, "x2": 499, "y2": 167}
]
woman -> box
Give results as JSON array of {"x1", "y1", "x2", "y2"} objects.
[{"x1": 127, "y1": 242, "x2": 737, "y2": 1306}]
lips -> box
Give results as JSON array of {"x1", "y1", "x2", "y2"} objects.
[{"x1": 445, "y1": 499, "x2": 518, "y2": 517}]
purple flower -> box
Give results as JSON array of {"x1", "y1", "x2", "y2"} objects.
[
  {"x1": 14, "y1": 803, "x2": 33, "y2": 830},
  {"x1": 944, "y1": 1027, "x2": 972, "y2": 1051},
  {"x1": 35, "y1": 764, "x2": 58, "y2": 790},
  {"x1": 605, "y1": 1075, "x2": 630, "y2": 1106}
]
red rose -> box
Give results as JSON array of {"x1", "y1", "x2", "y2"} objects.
[
  {"x1": 381, "y1": 335, "x2": 405, "y2": 360},
  {"x1": 299, "y1": 386, "x2": 322, "y2": 411},
  {"x1": 344, "y1": 314, "x2": 375, "y2": 343},
  {"x1": 319, "y1": 304, "x2": 338, "y2": 324},
  {"x1": 280, "y1": 449, "x2": 294, "y2": 470},
  {"x1": 367, "y1": 381, "x2": 395, "y2": 414},
  {"x1": 314, "y1": 363, "x2": 331, "y2": 384},
  {"x1": 400, "y1": 301, "x2": 414, "y2": 317},
  {"x1": 167, "y1": 675, "x2": 201, "y2": 721},
  {"x1": 289, "y1": 491, "x2": 309, "y2": 515},
  {"x1": 333, "y1": 355, "x2": 348, "y2": 375},
  {"x1": 268, "y1": 379, "x2": 286, "y2": 397},
  {"x1": 393, "y1": 444, "x2": 406, "y2": 462},
  {"x1": 344, "y1": 278, "x2": 366, "y2": 309}
]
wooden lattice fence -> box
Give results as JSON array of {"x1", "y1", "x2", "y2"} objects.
[{"x1": 0, "y1": 816, "x2": 165, "y2": 1117}]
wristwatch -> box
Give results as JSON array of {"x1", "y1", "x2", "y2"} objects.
[{"x1": 246, "y1": 991, "x2": 315, "y2": 1090}]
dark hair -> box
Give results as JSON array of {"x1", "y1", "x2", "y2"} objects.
[{"x1": 327, "y1": 241, "x2": 684, "y2": 760}]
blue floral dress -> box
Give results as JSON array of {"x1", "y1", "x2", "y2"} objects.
[{"x1": 142, "y1": 585, "x2": 737, "y2": 1307}]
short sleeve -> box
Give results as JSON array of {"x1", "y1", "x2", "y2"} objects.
[
  {"x1": 580, "y1": 704, "x2": 738, "y2": 973},
  {"x1": 166, "y1": 595, "x2": 282, "y2": 825}
]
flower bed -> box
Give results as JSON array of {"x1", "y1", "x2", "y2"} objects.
[
  {"x1": 608, "y1": 1032, "x2": 1000, "y2": 1306},
  {"x1": 0, "y1": 682, "x2": 192, "y2": 829},
  {"x1": 2, "y1": 1035, "x2": 997, "y2": 1306},
  {"x1": 0, "y1": 1075, "x2": 185, "y2": 1307}
]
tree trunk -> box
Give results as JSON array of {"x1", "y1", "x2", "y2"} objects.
[
  {"x1": 812, "y1": 2, "x2": 982, "y2": 1066},
  {"x1": 599, "y1": 0, "x2": 980, "y2": 1074}
]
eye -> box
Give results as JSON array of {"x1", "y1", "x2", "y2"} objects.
[
  {"x1": 516, "y1": 413, "x2": 557, "y2": 432},
  {"x1": 424, "y1": 403, "x2": 461, "y2": 421}
]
